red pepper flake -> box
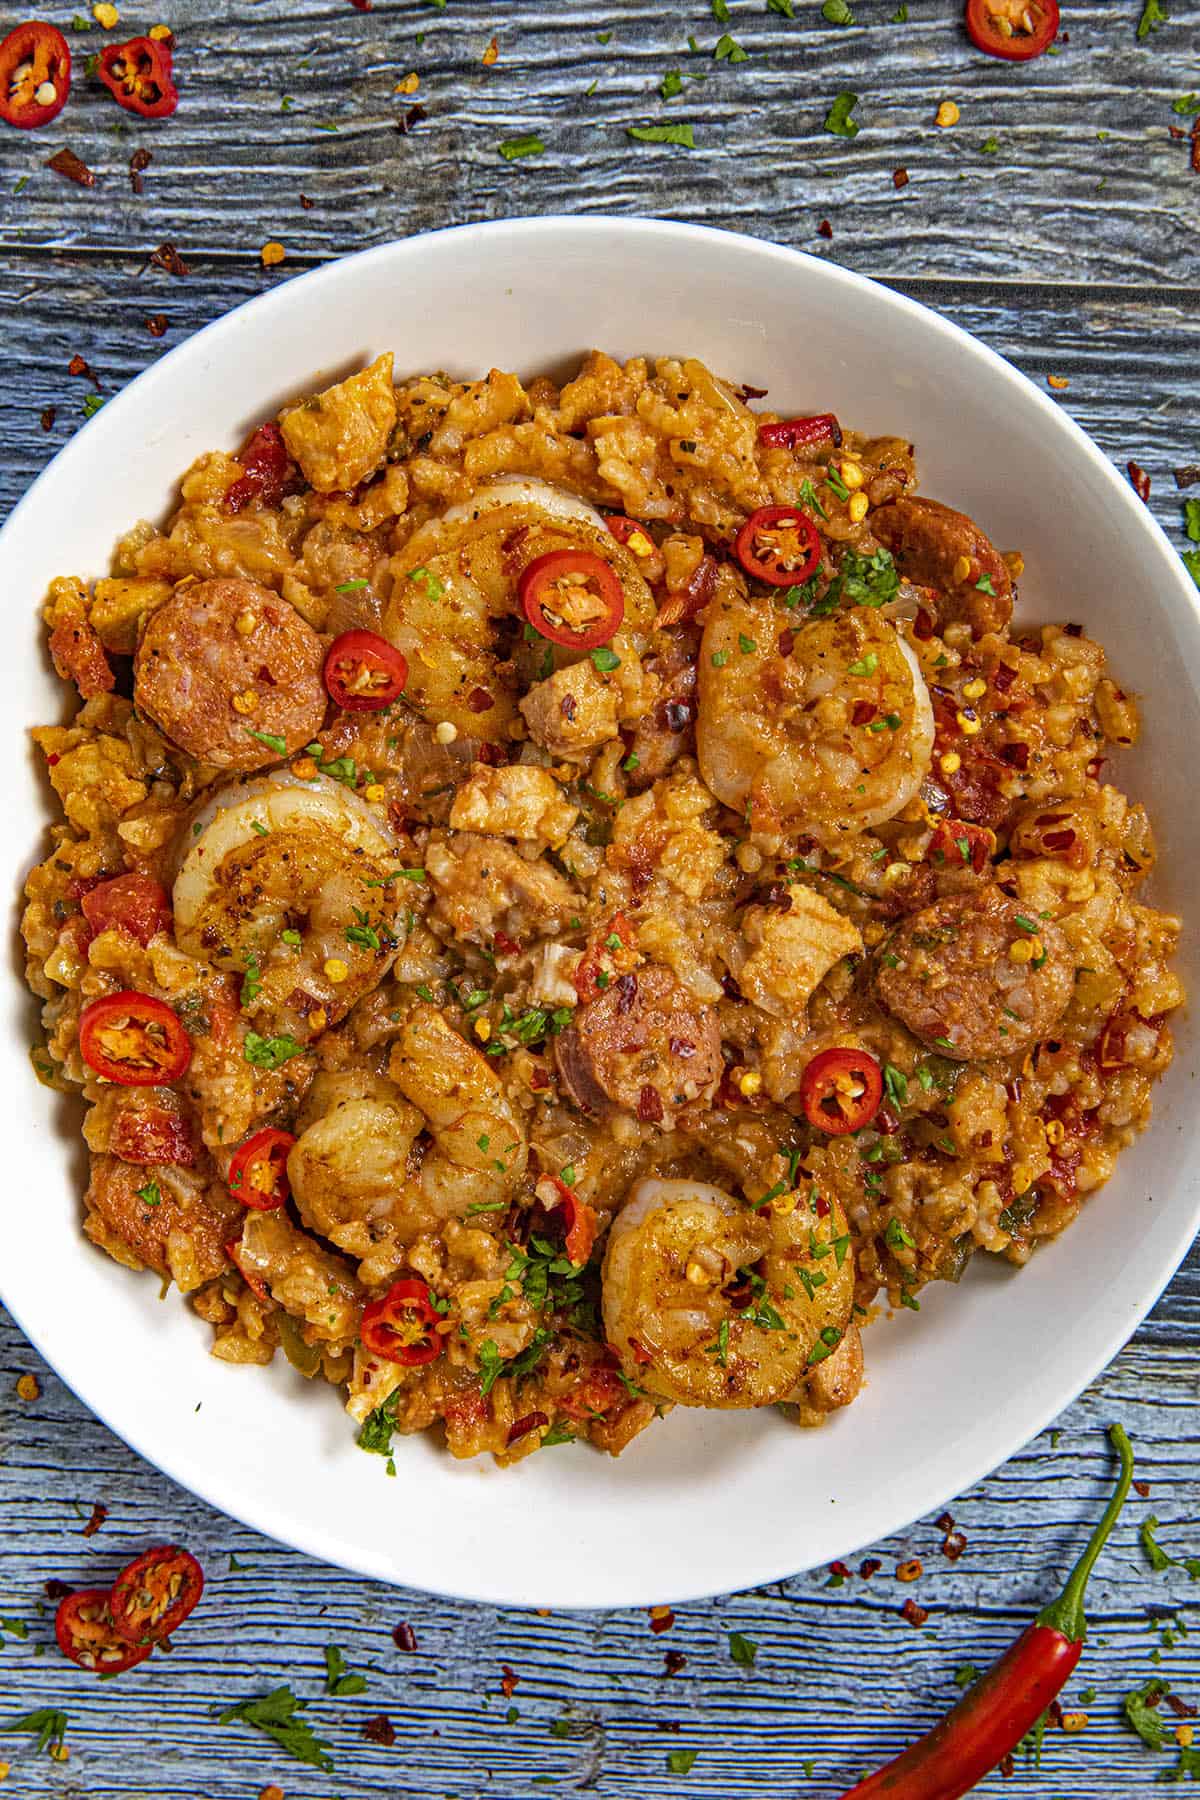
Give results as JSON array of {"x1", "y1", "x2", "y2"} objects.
[
  {"x1": 999, "y1": 1751, "x2": 1016, "y2": 1777},
  {"x1": 830, "y1": 1560, "x2": 852, "y2": 1581},
  {"x1": 397, "y1": 104, "x2": 427, "y2": 136},
  {"x1": 68, "y1": 353, "x2": 97, "y2": 384},
  {"x1": 901, "y1": 1597, "x2": 930, "y2": 1627},
  {"x1": 361, "y1": 1714, "x2": 396, "y2": 1746},
  {"x1": 1192, "y1": 117, "x2": 1200, "y2": 175},
  {"x1": 44, "y1": 1578, "x2": 74, "y2": 1600},
  {"x1": 81, "y1": 1501, "x2": 108, "y2": 1537},
  {"x1": 1166, "y1": 1693, "x2": 1200, "y2": 1720},
  {"x1": 664, "y1": 1648, "x2": 688, "y2": 1675},
  {"x1": 493, "y1": 931, "x2": 520, "y2": 956},
  {"x1": 47, "y1": 148, "x2": 97, "y2": 187},
  {"x1": 637, "y1": 1084, "x2": 665, "y2": 1124},
  {"x1": 500, "y1": 1665, "x2": 520, "y2": 1697},
  {"x1": 934, "y1": 1511, "x2": 955, "y2": 1531},
  {"x1": 913, "y1": 605, "x2": 937, "y2": 640},
  {"x1": 859, "y1": 1557, "x2": 882, "y2": 1579},
  {"x1": 392, "y1": 1621, "x2": 418, "y2": 1652},
  {"x1": 817, "y1": 219, "x2": 833, "y2": 239},
  {"x1": 467, "y1": 687, "x2": 495, "y2": 714},
  {"x1": 896, "y1": 1558, "x2": 923, "y2": 1583},
  {"x1": 148, "y1": 241, "x2": 190, "y2": 278},
  {"x1": 1127, "y1": 461, "x2": 1151, "y2": 504},
  {"x1": 145, "y1": 313, "x2": 169, "y2": 337},
  {"x1": 941, "y1": 1529, "x2": 968, "y2": 1562},
  {"x1": 40, "y1": 406, "x2": 57, "y2": 432},
  {"x1": 129, "y1": 146, "x2": 152, "y2": 194},
  {"x1": 851, "y1": 699, "x2": 877, "y2": 727},
  {"x1": 506, "y1": 1410, "x2": 549, "y2": 1447},
  {"x1": 649, "y1": 1605, "x2": 676, "y2": 1634},
  {"x1": 777, "y1": 627, "x2": 796, "y2": 658},
  {"x1": 1133, "y1": 1479, "x2": 1151, "y2": 1499},
  {"x1": 1174, "y1": 465, "x2": 1200, "y2": 489},
  {"x1": 299, "y1": 193, "x2": 316, "y2": 209},
  {"x1": 893, "y1": 168, "x2": 910, "y2": 189},
  {"x1": 349, "y1": 0, "x2": 373, "y2": 8}
]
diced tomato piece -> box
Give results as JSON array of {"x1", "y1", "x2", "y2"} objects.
[{"x1": 81, "y1": 873, "x2": 172, "y2": 947}]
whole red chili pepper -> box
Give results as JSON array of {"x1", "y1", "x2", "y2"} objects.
[{"x1": 837, "y1": 1422, "x2": 1134, "y2": 1800}]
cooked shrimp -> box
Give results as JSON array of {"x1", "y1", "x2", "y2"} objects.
[
  {"x1": 602, "y1": 1177, "x2": 855, "y2": 1408},
  {"x1": 287, "y1": 1069, "x2": 424, "y2": 1268},
  {"x1": 384, "y1": 478, "x2": 656, "y2": 739},
  {"x1": 172, "y1": 772, "x2": 407, "y2": 1040},
  {"x1": 387, "y1": 1002, "x2": 529, "y2": 1216},
  {"x1": 697, "y1": 597, "x2": 935, "y2": 837}
]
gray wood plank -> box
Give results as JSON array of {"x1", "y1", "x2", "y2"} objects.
[{"x1": 0, "y1": 0, "x2": 1197, "y2": 285}]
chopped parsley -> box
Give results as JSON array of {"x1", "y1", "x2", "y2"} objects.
[
  {"x1": 822, "y1": 0, "x2": 855, "y2": 22},
  {"x1": 768, "y1": 0, "x2": 796, "y2": 12},
  {"x1": 1172, "y1": 93, "x2": 1200, "y2": 114},
  {"x1": 667, "y1": 1749, "x2": 699, "y2": 1774},
  {"x1": 82, "y1": 394, "x2": 106, "y2": 420},
  {"x1": 478, "y1": 1328, "x2": 553, "y2": 1395},
  {"x1": 8, "y1": 1710, "x2": 68, "y2": 1756},
  {"x1": 216, "y1": 1686, "x2": 334, "y2": 1772},
  {"x1": 883, "y1": 1063, "x2": 908, "y2": 1108},
  {"x1": 628, "y1": 122, "x2": 696, "y2": 148},
  {"x1": 713, "y1": 31, "x2": 750, "y2": 60},
  {"x1": 711, "y1": 649, "x2": 730, "y2": 668},
  {"x1": 407, "y1": 564, "x2": 445, "y2": 600},
  {"x1": 807, "y1": 1325, "x2": 843, "y2": 1366},
  {"x1": 847, "y1": 651, "x2": 879, "y2": 677},
  {"x1": 826, "y1": 464, "x2": 851, "y2": 501},
  {"x1": 661, "y1": 69, "x2": 683, "y2": 99},
  {"x1": 953, "y1": 1663, "x2": 981, "y2": 1689},
  {"x1": 1140, "y1": 1514, "x2": 1176, "y2": 1572},
  {"x1": 729, "y1": 1631, "x2": 758, "y2": 1666},
  {"x1": 241, "y1": 951, "x2": 263, "y2": 1008},
  {"x1": 712, "y1": 0, "x2": 730, "y2": 17},
  {"x1": 981, "y1": 136, "x2": 1000, "y2": 153},
  {"x1": 798, "y1": 477, "x2": 828, "y2": 520},
  {"x1": 498, "y1": 135, "x2": 546, "y2": 161},
  {"x1": 1136, "y1": 0, "x2": 1167, "y2": 35},
  {"x1": 824, "y1": 545, "x2": 899, "y2": 610},
  {"x1": 1185, "y1": 497, "x2": 1200, "y2": 542},
  {"x1": 243, "y1": 1032, "x2": 306, "y2": 1071},
  {"x1": 245, "y1": 728, "x2": 288, "y2": 756},
  {"x1": 890, "y1": 2, "x2": 908, "y2": 15},
  {"x1": 542, "y1": 1424, "x2": 576, "y2": 1446},
  {"x1": 738, "y1": 632, "x2": 758, "y2": 655},
  {"x1": 705, "y1": 1319, "x2": 731, "y2": 1367},
  {"x1": 334, "y1": 578, "x2": 368, "y2": 592},
  {"x1": 345, "y1": 909, "x2": 382, "y2": 952},
  {"x1": 323, "y1": 1644, "x2": 367, "y2": 1697},
  {"x1": 1124, "y1": 1678, "x2": 1171, "y2": 1749},
  {"x1": 135, "y1": 1180, "x2": 162, "y2": 1209},
  {"x1": 590, "y1": 645, "x2": 621, "y2": 673},
  {"x1": 885, "y1": 1216, "x2": 916, "y2": 1251},
  {"x1": 824, "y1": 92, "x2": 860, "y2": 139}
]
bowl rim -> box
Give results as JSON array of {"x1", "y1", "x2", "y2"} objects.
[{"x1": 3, "y1": 214, "x2": 1198, "y2": 1608}]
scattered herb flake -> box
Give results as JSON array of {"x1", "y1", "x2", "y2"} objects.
[
  {"x1": 628, "y1": 122, "x2": 696, "y2": 148},
  {"x1": 825, "y1": 92, "x2": 860, "y2": 138},
  {"x1": 499, "y1": 134, "x2": 546, "y2": 161},
  {"x1": 216, "y1": 1686, "x2": 334, "y2": 1772},
  {"x1": 729, "y1": 1631, "x2": 758, "y2": 1665}
]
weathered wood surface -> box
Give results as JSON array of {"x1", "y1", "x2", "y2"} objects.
[
  {"x1": 0, "y1": 0, "x2": 1197, "y2": 284},
  {"x1": 2, "y1": 1, "x2": 1200, "y2": 1795}
]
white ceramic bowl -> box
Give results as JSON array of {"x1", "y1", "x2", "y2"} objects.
[{"x1": 3, "y1": 218, "x2": 1196, "y2": 1609}]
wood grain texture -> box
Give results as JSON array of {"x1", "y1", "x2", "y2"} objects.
[
  {"x1": 1, "y1": 3, "x2": 1199, "y2": 1794},
  {"x1": 0, "y1": 0, "x2": 1197, "y2": 284}
]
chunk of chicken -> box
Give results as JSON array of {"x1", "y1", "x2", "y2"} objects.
[
  {"x1": 518, "y1": 659, "x2": 621, "y2": 758},
  {"x1": 448, "y1": 762, "x2": 579, "y2": 850},
  {"x1": 425, "y1": 832, "x2": 580, "y2": 947},
  {"x1": 733, "y1": 885, "x2": 863, "y2": 1020},
  {"x1": 279, "y1": 352, "x2": 397, "y2": 493}
]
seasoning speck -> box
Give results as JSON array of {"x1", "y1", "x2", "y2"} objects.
[
  {"x1": 261, "y1": 242, "x2": 287, "y2": 268},
  {"x1": 16, "y1": 1374, "x2": 40, "y2": 1402}
]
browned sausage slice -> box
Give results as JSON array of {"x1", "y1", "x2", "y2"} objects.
[
  {"x1": 874, "y1": 885, "x2": 1074, "y2": 1060},
  {"x1": 134, "y1": 577, "x2": 327, "y2": 770},
  {"x1": 871, "y1": 496, "x2": 1013, "y2": 638},
  {"x1": 554, "y1": 964, "x2": 723, "y2": 1126}
]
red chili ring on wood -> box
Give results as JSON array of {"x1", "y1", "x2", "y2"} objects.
[
  {"x1": 78, "y1": 991, "x2": 192, "y2": 1086},
  {"x1": 965, "y1": 0, "x2": 1059, "y2": 59},
  {"x1": 227, "y1": 1127, "x2": 296, "y2": 1210},
  {"x1": 734, "y1": 505, "x2": 823, "y2": 587},
  {"x1": 110, "y1": 1545, "x2": 204, "y2": 1647},
  {"x1": 519, "y1": 550, "x2": 625, "y2": 649},
  {"x1": 55, "y1": 1589, "x2": 153, "y2": 1676},
  {"x1": 97, "y1": 34, "x2": 178, "y2": 118},
  {"x1": 0, "y1": 22, "x2": 71, "y2": 130},
  {"x1": 361, "y1": 1277, "x2": 444, "y2": 1366},
  {"x1": 323, "y1": 629, "x2": 409, "y2": 711},
  {"x1": 798, "y1": 1047, "x2": 884, "y2": 1135}
]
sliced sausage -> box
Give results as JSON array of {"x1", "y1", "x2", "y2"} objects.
[
  {"x1": 134, "y1": 577, "x2": 327, "y2": 770},
  {"x1": 871, "y1": 496, "x2": 1013, "y2": 638},
  {"x1": 874, "y1": 885, "x2": 1074, "y2": 1060},
  {"x1": 83, "y1": 1154, "x2": 239, "y2": 1288},
  {"x1": 554, "y1": 963, "x2": 723, "y2": 1126}
]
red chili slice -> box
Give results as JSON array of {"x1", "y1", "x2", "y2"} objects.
[
  {"x1": 227, "y1": 1127, "x2": 296, "y2": 1210},
  {"x1": 0, "y1": 21, "x2": 70, "y2": 130},
  {"x1": 756, "y1": 413, "x2": 842, "y2": 450},
  {"x1": 81, "y1": 873, "x2": 172, "y2": 948},
  {"x1": 604, "y1": 516, "x2": 657, "y2": 556},
  {"x1": 97, "y1": 34, "x2": 178, "y2": 118},
  {"x1": 323, "y1": 629, "x2": 408, "y2": 711},
  {"x1": 55, "y1": 1589, "x2": 152, "y2": 1676},
  {"x1": 535, "y1": 1174, "x2": 599, "y2": 1267},
  {"x1": 519, "y1": 550, "x2": 625, "y2": 649},
  {"x1": 799, "y1": 1047, "x2": 884, "y2": 1135},
  {"x1": 965, "y1": 0, "x2": 1059, "y2": 59},
  {"x1": 110, "y1": 1546, "x2": 204, "y2": 1647},
  {"x1": 734, "y1": 505, "x2": 822, "y2": 587},
  {"x1": 223, "y1": 421, "x2": 295, "y2": 514},
  {"x1": 361, "y1": 1277, "x2": 444, "y2": 1366},
  {"x1": 79, "y1": 991, "x2": 192, "y2": 1086}
]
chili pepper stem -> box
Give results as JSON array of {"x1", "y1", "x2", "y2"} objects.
[{"x1": 1036, "y1": 1421, "x2": 1134, "y2": 1644}]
